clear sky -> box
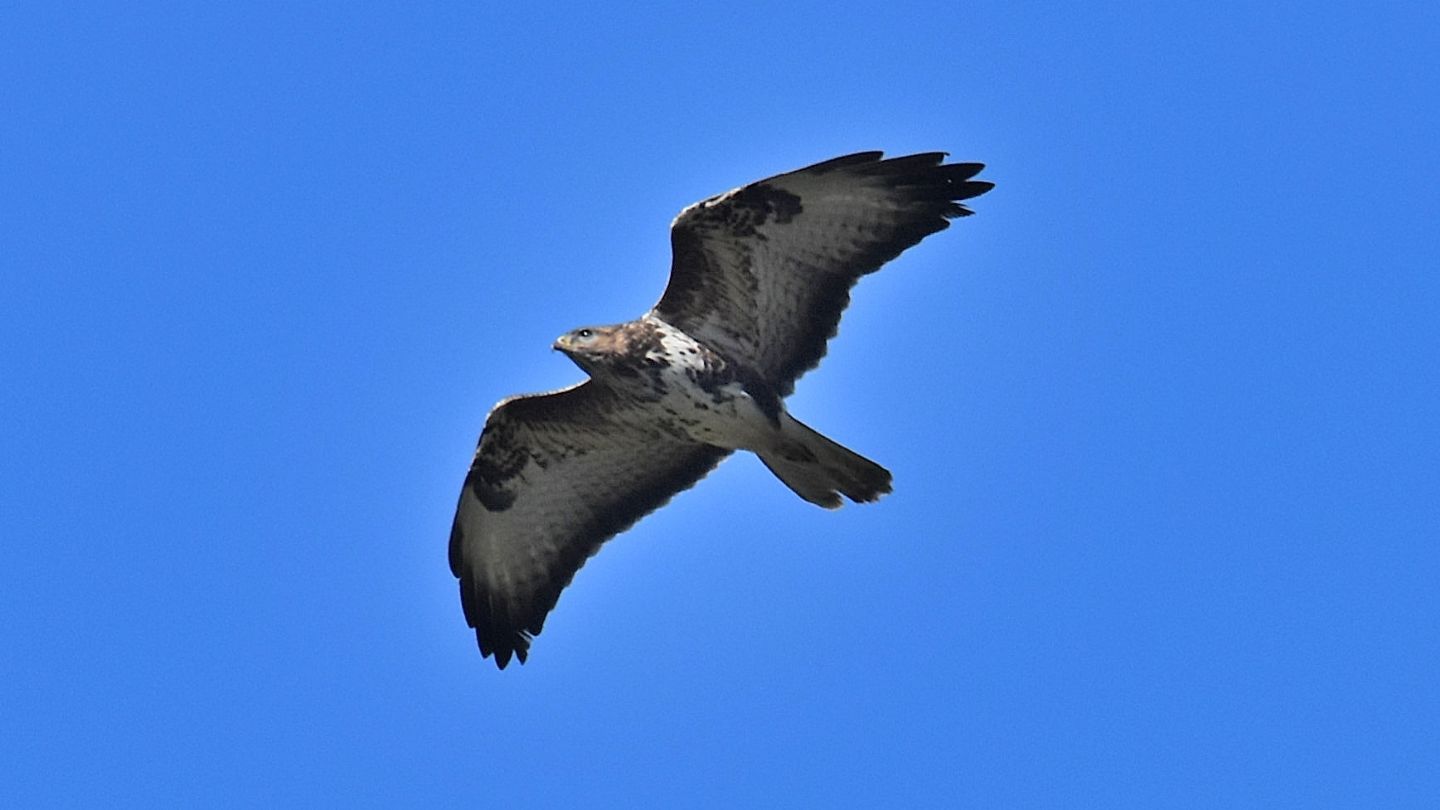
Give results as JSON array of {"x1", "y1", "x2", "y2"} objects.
[{"x1": 3, "y1": 2, "x2": 1437, "y2": 807}]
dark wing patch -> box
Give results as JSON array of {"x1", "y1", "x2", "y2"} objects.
[
  {"x1": 656, "y1": 151, "x2": 993, "y2": 395},
  {"x1": 449, "y1": 382, "x2": 731, "y2": 668}
]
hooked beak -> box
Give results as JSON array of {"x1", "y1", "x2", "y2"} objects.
[{"x1": 552, "y1": 334, "x2": 570, "y2": 353}]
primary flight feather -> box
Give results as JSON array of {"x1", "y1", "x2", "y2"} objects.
[{"x1": 450, "y1": 151, "x2": 993, "y2": 668}]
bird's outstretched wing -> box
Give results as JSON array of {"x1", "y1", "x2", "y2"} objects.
[
  {"x1": 655, "y1": 151, "x2": 993, "y2": 395},
  {"x1": 449, "y1": 382, "x2": 731, "y2": 668}
]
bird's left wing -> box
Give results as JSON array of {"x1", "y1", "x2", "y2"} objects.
[
  {"x1": 449, "y1": 381, "x2": 731, "y2": 669},
  {"x1": 655, "y1": 151, "x2": 992, "y2": 396}
]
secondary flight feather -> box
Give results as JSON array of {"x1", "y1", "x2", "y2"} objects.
[{"x1": 450, "y1": 151, "x2": 993, "y2": 668}]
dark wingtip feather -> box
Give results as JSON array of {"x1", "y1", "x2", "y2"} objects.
[
  {"x1": 945, "y1": 180, "x2": 996, "y2": 217},
  {"x1": 956, "y1": 180, "x2": 995, "y2": 200},
  {"x1": 478, "y1": 628, "x2": 530, "y2": 670},
  {"x1": 940, "y1": 162, "x2": 987, "y2": 182},
  {"x1": 841, "y1": 155, "x2": 994, "y2": 220},
  {"x1": 490, "y1": 644, "x2": 512, "y2": 669},
  {"x1": 459, "y1": 576, "x2": 533, "y2": 670}
]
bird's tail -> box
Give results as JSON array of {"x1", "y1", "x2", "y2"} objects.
[{"x1": 757, "y1": 414, "x2": 893, "y2": 509}]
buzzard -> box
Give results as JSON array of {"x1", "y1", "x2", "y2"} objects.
[{"x1": 451, "y1": 151, "x2": 993, "y2": 668}]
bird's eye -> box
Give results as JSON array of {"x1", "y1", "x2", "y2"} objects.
[{"x1": 576, "y1": 329, "x2": 594, "y2": 339}]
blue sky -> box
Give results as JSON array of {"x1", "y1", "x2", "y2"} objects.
[{"x1": 4, "y1": 1, "x2": 1437, "y2": 806}]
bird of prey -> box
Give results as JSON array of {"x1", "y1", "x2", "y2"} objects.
[{"x1": 450, "y1": 151, "x2": 993, "y2": 668}]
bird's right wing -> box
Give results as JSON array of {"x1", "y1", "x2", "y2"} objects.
[{"x1": 449, "y1": 381, "x2": 731, "y2": 668}]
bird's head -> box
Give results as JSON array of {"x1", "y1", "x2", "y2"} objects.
[{"x1": 553, "y1": 325, "x2": 623, "y2": 373}]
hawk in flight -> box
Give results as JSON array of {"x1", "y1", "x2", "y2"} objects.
[{"x1": 451, "y1": 151, "x2": 993, "y2": 668}]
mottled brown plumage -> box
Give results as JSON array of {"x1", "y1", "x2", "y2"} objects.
[{"x1": 451, "y1": 151, "x2": 993, "y2": 668}]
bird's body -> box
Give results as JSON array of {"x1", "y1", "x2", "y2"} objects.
[
  {"x1": 451, "y1": 151, "x2": 993, "y2": 668},
  {"x1": 556, "y1": 315, "x2": 892, "y2": 506},
  {"x1": 558, "y1": 318, "x2": 763, "y2": 445}
]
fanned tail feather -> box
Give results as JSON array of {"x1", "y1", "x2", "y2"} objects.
[{"x1": 758, "y1": 415, "x2": 892, "y2": 508}]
